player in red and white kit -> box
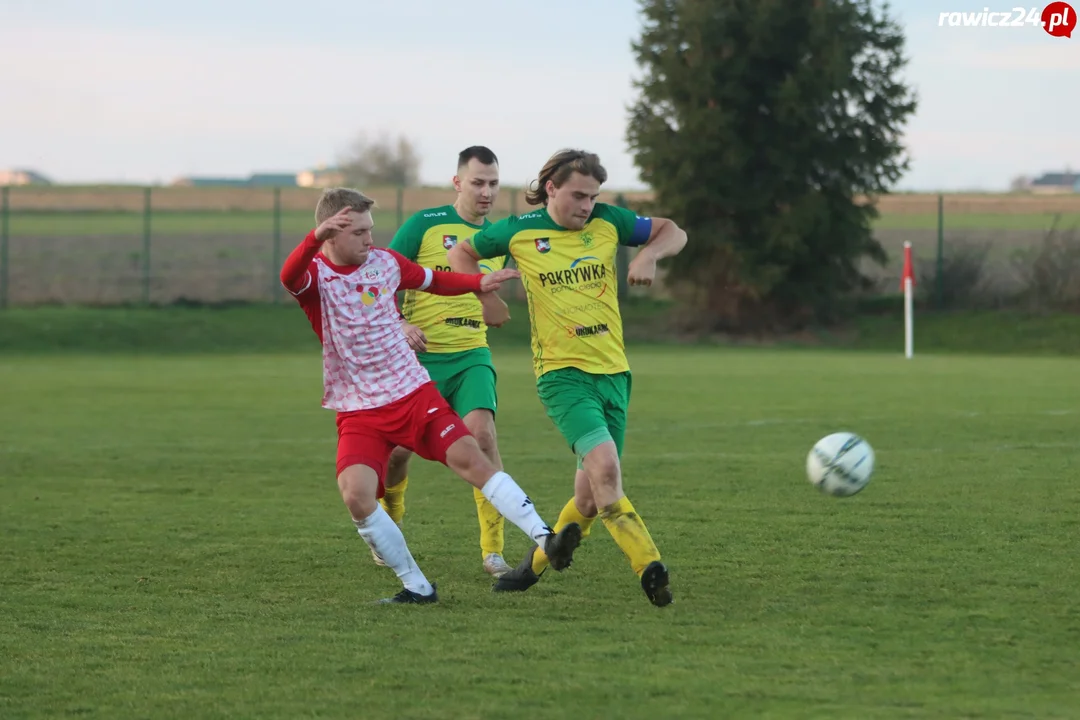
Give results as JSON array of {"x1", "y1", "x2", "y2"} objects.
[{"x1": 280, "y1": 188, "x2": 582, "y2": 604}]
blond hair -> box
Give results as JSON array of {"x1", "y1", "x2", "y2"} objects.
[
  {"x1": 315, "y1": 187, "x2": 376, "y2": 223},
  {"x1": 525, "y1": 149, "x2": 607, "y2": 206}
]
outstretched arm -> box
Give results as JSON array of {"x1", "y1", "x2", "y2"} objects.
[{"x1": 389, "y1": 249, "x2": 518, "y2": 297}]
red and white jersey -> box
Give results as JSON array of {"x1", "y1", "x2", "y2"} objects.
[{"x1": 287, "y1": 244, "x2": 435, "y2": 411}]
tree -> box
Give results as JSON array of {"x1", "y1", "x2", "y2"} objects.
[
  {"x1": 626, "y1": 0, "x2": 917, "y2": 331},
  {"x1": 339, "y1": 132, "x2": 421, "y2": 187}
]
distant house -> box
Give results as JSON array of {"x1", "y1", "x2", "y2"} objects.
[
  {"x1": 1028, "y1": 171, "x2": 1080, "y2": 194},
  {"x1": 296, "y1": 166, "x2": 347, "y2": 188},
  {"x1": 248, "y1": 173, "x2": 298, "y2": 188},
  {"x1": 170, "y1": 176, "x2": 250, "y2": 187},
  {"x1": 0, "y1": 169, "x2": 51, "y2": 185},
  {"x1": 170, "y1": 173, "x2": 297, "y2": 188}
]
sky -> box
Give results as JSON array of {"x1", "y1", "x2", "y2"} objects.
[{"x1": 0, "y1": 0, "x2": 1077, "y2": 192}]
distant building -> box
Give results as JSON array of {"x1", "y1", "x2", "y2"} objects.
[
  {"x1": 170, "y1": 172, "x2": 298, "y2": 188},
  {"x1": 297, "y1": 166, "x2": 347, "y2": 188},
  {"x1": 0, "y1": 169, "x2": 51, "y2": 185},
  {"x1": 1028, "y1": 170, "x2": 1080, "y2": 194},
  {"x1": 248, "y1": 173, "x2": 298, "y2": 188}
]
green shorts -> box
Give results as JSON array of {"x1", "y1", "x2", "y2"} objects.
[
  {"x1": 417, "y1": 347, "x2": 498, "y2": 419},
  {"x1": 536, "y1": 367, "x2": 632, "y2": 468}
]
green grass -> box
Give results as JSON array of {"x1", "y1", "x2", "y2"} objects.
[
  {"x1": 6, "y1": 209, "x2": 1080, "y2": 236},
  {"x1": 3, "y1": 303, "x2": 1080, "y2": 357},
  {"x1": 1, "y1": 347, "x2": 1079, "y2": 718}
]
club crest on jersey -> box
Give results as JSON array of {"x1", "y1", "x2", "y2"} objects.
[
  {"x1": 442, "y1": 235, "x2": 457, "y2": 250},
  {"x1": 535, "y1": 238, "x2": 551, "y2": 253},
  {"x1": 580, "y1": 231, "x2": 594, "y2": 249},
  {"x1": 357, "y1": 285, "x2": 392, "y2": 307}
]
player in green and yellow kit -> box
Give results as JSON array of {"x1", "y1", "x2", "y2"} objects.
[
  {"x1": 378, "y1": 145, "x2": 515, "y2": 578},
  {"x1": 449, "y1": 149, "x2": 688, "y2": 607}
]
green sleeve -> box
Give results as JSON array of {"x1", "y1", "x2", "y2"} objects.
[
  {"x1": 594, "y1": 203, "x2": 653, "y2": 247},
  {"x1": 469, "y1": 217, "x2": 515, "y2": 259},
  {"x1": 388, "y1": 214, "x2": 425, "y2": 260}
]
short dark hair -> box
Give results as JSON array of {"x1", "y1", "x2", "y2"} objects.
[{"x1": 458, "y1": 145, "x2": 498, "y2": 169}]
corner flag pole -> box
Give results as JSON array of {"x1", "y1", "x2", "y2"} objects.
[{"x1": 901, "y1": 241, "x2": 915, "y2": 359}]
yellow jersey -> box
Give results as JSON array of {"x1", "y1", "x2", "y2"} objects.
[
  {"x1": 389, "y1": 205, "x2": 508, "y2": 353},
  {"x1": 469, "y1": 203, "x2": 653, "y2": 378}
]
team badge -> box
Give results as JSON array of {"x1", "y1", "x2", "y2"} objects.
[
  {"x1": 442, "y1": 235, "x2": 457, "y2": 249},
  {"x1": 535, "y1": 238, "x2": 551, "y2": 253}
]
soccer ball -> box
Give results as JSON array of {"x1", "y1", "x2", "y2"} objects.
[{"x1": 806, "y1": 432, "x2": 875, "y2": 497}]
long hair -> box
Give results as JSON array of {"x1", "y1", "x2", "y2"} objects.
[{"x1": 524, "y1": 149, "x2": 607, "y2": 206}]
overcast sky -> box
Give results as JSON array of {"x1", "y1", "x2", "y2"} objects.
[{"x1": 1, "y1": 0, "x2": 1076, "y2": 190}]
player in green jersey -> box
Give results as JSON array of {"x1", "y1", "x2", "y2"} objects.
[
  {"x1": 379, "y1": 146, "x2": 515, "y2": 578},
  {"x1": 448, "y1": 149, "x2": 687, "y2": 606}
]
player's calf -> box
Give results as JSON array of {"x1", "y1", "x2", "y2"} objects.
[
  {"x1": 339, "y1": 464, "x2": 436, "y2": 600},
  {"x1": 441, "y1": 436, "x2": 580, "y2": 568}
]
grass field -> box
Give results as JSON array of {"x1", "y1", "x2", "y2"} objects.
[{"x1": 2, "y1": 328, "x2": 1080, "y2": 717}]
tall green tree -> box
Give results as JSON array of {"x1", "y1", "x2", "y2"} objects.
[{"x1": 627, "y1": 0, "x2": 917, "y2": 330}]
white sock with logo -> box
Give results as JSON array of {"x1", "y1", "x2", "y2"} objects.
[
  {"x1": 480, "y1": 471, "x2": 553, "y2": 546},
  {"x1": 353, "y1": 505, "x2": 434, "y2": 596}
]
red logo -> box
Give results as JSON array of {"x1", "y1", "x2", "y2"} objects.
[
  {"x1": 1043, "y1": 1, "x2": 1076, "y2": 36},
  {"x1": 535, "y1": 238, "x2": 551, "y2": 253}
]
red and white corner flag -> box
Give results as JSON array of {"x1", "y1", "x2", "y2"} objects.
[{"x1": 901, "y1": 241, "x2": 915, "y2": 359}]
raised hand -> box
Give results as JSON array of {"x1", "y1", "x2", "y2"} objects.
[{"x1": 314, "y1": 207, "x2": 355, "y2": 242}]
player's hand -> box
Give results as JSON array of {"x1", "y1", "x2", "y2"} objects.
[
  {"x1": 627, "y1": 251, "x2": 657, "y2": 286},
  {"x1": 314, "y1": 207, "x2": 354, "y2": 242},
  {"x1": 481, "y1": 296, "x2": 511, "y2": 328},
  {"x1": 478, "y1": 268, "x2": 520, "y2": 292},
  {"x1": 401, "y1": 322, "x2": 427, "y2": 352}
]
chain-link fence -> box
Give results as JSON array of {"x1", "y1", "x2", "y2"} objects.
[{"x1": 1, "y1": 186, "x2": 1078, "y2": 309}]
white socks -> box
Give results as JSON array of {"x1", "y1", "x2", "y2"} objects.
[
  {"x1": 480, "y1": 471, "x2": 553, "y2": 546},
  {"x1": 353, "y1": 505, "x2": 434, "y2": 596}
]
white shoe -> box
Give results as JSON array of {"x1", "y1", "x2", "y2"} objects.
[{"x1": 483, "y1": 553, "x2": 513, "y2": 578}]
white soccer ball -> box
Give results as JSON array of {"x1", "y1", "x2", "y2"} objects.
[{"x1": 806, "y1": 432, "x2": 875, "y2": 497}]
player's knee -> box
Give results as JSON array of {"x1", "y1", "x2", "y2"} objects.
[
  {"x1": 464, "y1": 412, "x2": 497, "y2": 455},
  {"x1": 472, "y1": 425, "x2": 497, "y2": 457},
  {"x1": 583, "y1": 445, "x2": 621, "y2": 487},
  {"x1": 445, "y1": 436, "x2": 495, "y2": 484},
  {"x1": 338, "y1": 470, "x2": 378, "y2": 519}
]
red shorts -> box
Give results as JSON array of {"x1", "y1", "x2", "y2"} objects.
[{"x1": 335, "y1": 382, "x2": 472, "y2": 497}]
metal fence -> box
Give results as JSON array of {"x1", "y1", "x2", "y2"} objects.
[
  {"x1": 0, "y1": 185, "x2": 653, "y2": 307},
  {"x1": 1, "y1": 185, "x2": 1078, "y2": 308}
]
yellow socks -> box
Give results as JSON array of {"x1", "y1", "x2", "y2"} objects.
[
  {"x1": 531, "y1": 497, "x2": 597, "y2": 575},
  {"x1": 600, "y1": 496, "x2": 661, "y2": 577},
  {"x1": 379, "y1": 476, "x2": 408, "y2": 525},
  {"x1": 474, "y1": 486, "x2": 505, "y2": 557}
]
